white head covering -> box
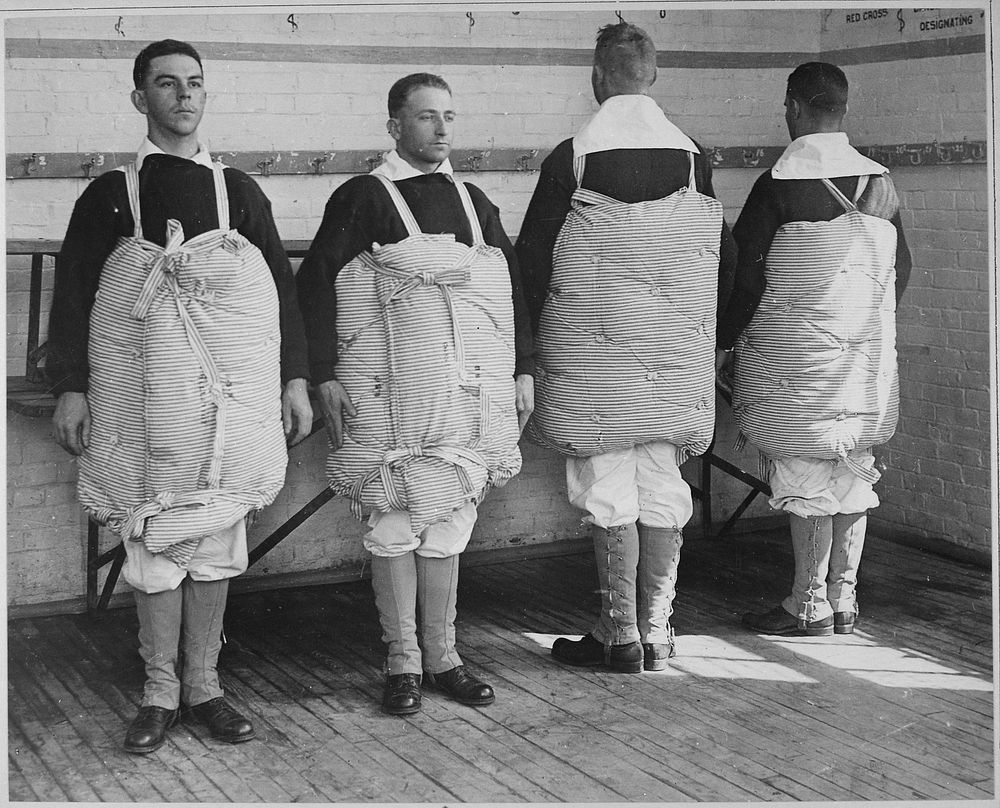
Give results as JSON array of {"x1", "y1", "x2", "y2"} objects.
[
  {"x1": 572, "y1": 94, "x2": 699, "y2": 160},
  {"x1": 370, "y1": 149, "x2": 454, "y2": 181},
  {"x1": 135, "y1": 137, "x2": 215, "y2": 171},
  {"x1": 771, "y1": 132, "x2": 888, "y2": 180}
]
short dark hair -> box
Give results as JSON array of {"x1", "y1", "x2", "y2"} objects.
[
  {"x1": 594, "y1": 22, "x2": 657, "y2": 87},
  {"x1": 786, "y1": 62, "x2": 848, "y2": 115},
  {"x1": 387, "y1": 73, "x2": 451, "y2": 118},
  {"x1": 133, "y1": 39, "x2": 203, "y2": 89}
]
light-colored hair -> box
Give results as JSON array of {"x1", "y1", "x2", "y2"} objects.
[{"x1": 594, "y1": 22, "x2": 657, "y2": 89}]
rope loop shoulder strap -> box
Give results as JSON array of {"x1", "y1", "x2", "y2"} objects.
[
  {"x1": 373, "y1": 173, "x2": 485, "y2": 246},
  {"x1": 123, "y1": 160, "x2": 233, "y2": 237},
  {"x1": 124, "y1": 162, "x2": 143, "y2": 239},
  {"x1": 211, "y1": 162, "x2": 231, "y2": 231},
  {"x1": 821, "y1": 174, "x2": 871, "y2": 213}
]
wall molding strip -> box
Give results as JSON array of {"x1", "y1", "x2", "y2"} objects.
[{"x1": 6, "y1": 141, "x2": 988, "y2": 181}]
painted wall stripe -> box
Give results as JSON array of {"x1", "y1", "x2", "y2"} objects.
[{"x1": 4, "y1": 34, "x2": 985, "y2": 69}]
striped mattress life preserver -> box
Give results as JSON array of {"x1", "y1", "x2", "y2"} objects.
[
  {"x1": 78, "y1": 162, "x2": 287, "y2": 567},
  {"x1": 733, "y1": 176, "x2": 899, "y2": 480},
  {"x1": 527, "y1": 153, "x2": 722, "y2": 459},
  {"x1": 329, "y1": 175, "x2": 521, "y2": 532}
]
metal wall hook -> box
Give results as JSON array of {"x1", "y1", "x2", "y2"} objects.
[
  {"x1": 466, "y1": 11, "x2": 475, "y2": 31},
  {"x1": 310, "y1": 153, "x2": 335, "y2": 174},
  {"x1": 365, "y1": 153, "x2": 385, "y2": 172},
  {"x1": 287, "y1": 13, "x2": 298, "y2": 32},
  {"x1": 257, "y1": 157, "x2": 274, "y2": 177},
  {"x1": 22, "y1": 153, "x2": 44, "y2": 175},
  {"x1": 463, "y1": 149, "x2": 490, "y2": 172},
  {"x1": 615, "y1": 10, "x2": 624, "y2": 23},
  {"x1": 81, "y1": 154, "x2": 103, "y2": 179},
  {"x1": 515, "y1": 149, "x2": 538, "y2": 172}
]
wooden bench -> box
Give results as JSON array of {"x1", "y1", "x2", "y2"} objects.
[{"x1": 7, "y1": 238, "x2": 769, "y2": 610}]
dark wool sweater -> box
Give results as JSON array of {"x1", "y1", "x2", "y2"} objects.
[
  {"x1": 47, "y1": 153, "x2": 309, "y2": 394},
  {"x1": 296, "y1": 172, "x2": 535, "y2": 383},
  {"x1": 514, "y1": 138, "x2": 740, "y2": 334},
  {"x1": 718, "y1": 170, "x2": 912, "y2": 350}
]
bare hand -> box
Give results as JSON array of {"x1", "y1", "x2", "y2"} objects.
[
  {"x1": 281, "y1": 378, "x2": 313, "y2": 447},
  {"x1": 52, "y1": 391, "x2": 91, "y2": 455},
  {"x1": 515, "y1": 374, "x2": 535, "y2": 434},
  {"x1": 715, "y1": 349, "x2": 735, "y2": 398},
  {"x1": 316, "y1": 379, "x2": 357, "y2": 450}
]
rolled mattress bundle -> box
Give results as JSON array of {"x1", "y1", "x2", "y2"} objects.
[
  {"x1": 733, "y1": 209, "x2": 899, "y2": 469},
  {"x1": 528, "y1": 184, "x2": 722, "y2": 459},
  {"x1": 330, "y1": 230, "x2": 521, "y2": 533},
  {"x1": 79, "y1": 219, "x2": 287, "y2": 566}
]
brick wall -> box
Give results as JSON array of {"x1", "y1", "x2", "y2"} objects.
[
  {"x1": 871, "y1": 164, "x2": 993, "y2": 554},
  {"x1": 5, "y1": 7, "x2": 992, "y2": 610}
]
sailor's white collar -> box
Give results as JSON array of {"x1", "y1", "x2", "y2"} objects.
[
  {"x1": 135, "y1": 138, "x2": 215, "y2": 171},
  {"x1": 573, "y1": 94, "x2": 699, "y2": 159},
  {"x1": 371, "y1": 149, "x2": 454, "y2": 181},
  {"x1": 771, "y1": 132, "x2": 888, "y2": 180}
]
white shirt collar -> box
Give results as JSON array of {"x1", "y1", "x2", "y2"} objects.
[
  {"x1": 573, "y1": 94, "x2": 699, "y2": 160},
  {"x1": 771, "y1": 132, "x2": 888, "y2": 180},
  {"x1": 370, "y1": 149, "x2": 454, "y2": 181},
  {"x1": 135, "y1": 137, "x2": 215, "y2": 171}
]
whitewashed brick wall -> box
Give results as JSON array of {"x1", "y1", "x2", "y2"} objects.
[{"x1": 5, "y1": 7, "x2": 991, "y2": 610}]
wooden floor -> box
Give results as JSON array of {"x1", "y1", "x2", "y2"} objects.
[{"x1": 7, "y1": 527, "x2": 995, "y2": 803}]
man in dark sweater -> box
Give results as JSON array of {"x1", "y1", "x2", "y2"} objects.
[
  {"x1": 516, "y1": 23, "x2": 738, "y2": 675},
  {"x1": 297, "y1": 73, "x2": 534, "y2": 715},
  {"x1": 48, "y1": 39, "x2": 312, "y2": 753},
  {"x1": 718, "y1": 62, "x2": 912, "y2": 638}
]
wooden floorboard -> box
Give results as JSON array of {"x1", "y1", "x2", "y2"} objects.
[{"x1": 7, "y1": 527, "x2": 995, "y2": 803}]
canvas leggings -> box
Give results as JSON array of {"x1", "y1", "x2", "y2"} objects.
[{"x1": 566, "y1": 441, "x2": 690, "y2": 645}]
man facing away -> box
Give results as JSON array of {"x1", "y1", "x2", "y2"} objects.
[
  {"x1": 516, "y1": 23, "x2": 738, "y2": 673},
  {"x1": 48, "y1": 39, "x2": 313, "y2": 753},
  {"x1": 296, "y1": 73, "x2": 534, "y2": 715},
  {"x1": 717, "y1": 62, "x2": 912, "y2": 636}
]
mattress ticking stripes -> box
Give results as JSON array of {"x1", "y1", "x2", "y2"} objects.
[
  {"x1": 733, "y1": 176, "x2": 899, "y2": 481},
  {"x1": 329, "y1": 175, "x2": 521, "y2": 532},
  {"x1": 78, "y1": 162, "x2": 287, "y2": 566},
  {"x1": 527, "y1": 153, "x2": 722, "y2": 459}
]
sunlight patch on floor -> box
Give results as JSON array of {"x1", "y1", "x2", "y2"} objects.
[
  {"x1": 522, "y1": 632, "x2": 818, "y2": 683},
  {"x1": 771, "y1": 634, "x2": 995, "y2": 691}
]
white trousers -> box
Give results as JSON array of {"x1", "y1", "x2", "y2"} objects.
[
  {"x1": 565, "y1": 440, "x2": 693, "y2": 529},
  {"x1": 364, "y1": 502, "x2": 479, "y2": 558},
  {"x1": 123, "y1": 518, "x2": 248, "y2": 594},
  {"x1": 768, "y1": 450, "x2": 880, "y2": 517}
]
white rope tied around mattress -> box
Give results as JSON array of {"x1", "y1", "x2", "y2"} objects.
[
  {"x1": 128, "y1": 219, "x2": 232, "y2": 490},
  {"x1": 346, "y1": 444, "x2": 488, "y2": 520},
  {"x1": 93, "y1": 490, "x2": 215, "y2": 540}
]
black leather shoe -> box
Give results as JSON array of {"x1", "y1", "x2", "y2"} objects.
[
  {"x1": 123, "y1": 705, "x2": 178, "y2": 754},
  {"x1": 189, "y1": 697, "x2": 255, "y2": 743},
  {"x1": 742, "y1": 605, "x2": 834, "y2": 637},
  {"x1": 642, "y1": 640, "x2": 676, "y2": 671},
  {"x1": 834, "y1": 611, "x2": 856, "y2": 634},
  {"x1": 424, "y1": 665, "x2": 495, "y2": 706},
  {"x1": 383, "y1": 673, "x2": 422, "y2": 715},
  {"x1": 551, "y1": 633, "x2": 643, "y2": 673}
]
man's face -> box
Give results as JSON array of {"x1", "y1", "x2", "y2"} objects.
[
  {"x1": 784, "y1": 93, "x2": 798, "y2": 140},
  {"x1": 388, "y1": 86, "x2": 455, "y2": 173},
  {"x1": 131, "y1": 53, "x2": 206, "y2": 142}
]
